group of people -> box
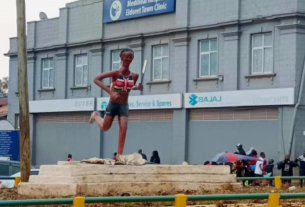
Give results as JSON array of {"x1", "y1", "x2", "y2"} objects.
[
  {"x1": 229, "y1": 144, "x2": 305, "y2": 186},
  {"x1": 203, "y1": 144, "x2": 305, "y2": 186},
  {"x1": 113, "y1": 149, "x2": 161, "y2": 164}
]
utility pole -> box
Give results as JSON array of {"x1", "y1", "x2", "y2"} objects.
[{"x1": 16, "y1": 0, "x2": 30, "y2": 182}]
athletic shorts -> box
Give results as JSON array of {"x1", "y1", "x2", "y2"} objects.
[{"x1": 105, "y1": 101, "x2": 129, "y2": 117}]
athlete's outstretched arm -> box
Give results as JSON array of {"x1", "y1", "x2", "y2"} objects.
[{"x1": 94, "y1": 71, "x2": 117, "y2": 94}]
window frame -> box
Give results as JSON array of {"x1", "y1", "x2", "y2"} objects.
[
  {"x1": 41, "y1": 58, "x2": 54, "y2": 89},
  {"x1": 152, "y1": 45, "x2": 169, "y2": 81},
  {"x1": 74, "y1": 54, "x2": 88, "y2": 87},
  {"x1": 251, "y1": 33, "x2": 273, "y2": 74},
  {"x1": 199, "y1": 39, "x2": 218, "y2": 77},
  {"x1": 111, "y1": 50, "x2": 121, "y2": 71},
  {"x1": 15, "y1": 114, "x2": 19, "y2": 129}
]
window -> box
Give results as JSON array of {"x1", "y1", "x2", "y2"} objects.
[
  {"x1": 75, "y1": 54, "x2": 88, "y2": 87},
  {"x1": 15, "y1": 114, "x2": 19, "y2": 129},
  {"x1": 200, "y1": 39, "x2": 217, "y2": 76},
  {"x1": 153, "y1": 45, "x2": 169, "y2": 80},
  {"x1": 111, "y1": 50, "x2": 121, "y2": 70},
  {"x1": 252, "y1": 33, "x2": 273, "y2": 74},
  {"x1": 42, "y1": 58, "x2": 54, "y2": 88}
]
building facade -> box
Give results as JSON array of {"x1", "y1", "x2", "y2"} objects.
[{"x1": 5, "y1": 0, "x2": 305, "y2": 166}]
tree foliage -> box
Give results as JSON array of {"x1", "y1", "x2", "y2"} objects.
[{"x1": 0, "y1": 77, "x2": 9, "y2": 96}]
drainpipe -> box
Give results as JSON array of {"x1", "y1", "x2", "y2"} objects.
[{"x1": 288, "y1": 54, "x2": 305, "y2": 157}]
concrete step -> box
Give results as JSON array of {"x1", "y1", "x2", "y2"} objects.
[
  {"x1": 29, "y1": 173, "x2": 236, "y2": 184},
  {"x1": 19, "y1": 164, "x2": 238, "y2": 197},
  {"x1": 40, "y1": 163, "x2": 231, "y2": 176},
  {"x1": 18, "y1": 183, "x2": 77, "y2": 197},
  {"x1": 18, "y1": 182, "x2": 241, "y2": 197}
]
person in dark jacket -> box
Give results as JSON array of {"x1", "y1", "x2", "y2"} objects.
[
  {"x1": 265, "y1": 159, "x2": 274, "y2": 185},
  {"x1": 236, "y1": 143, "x2": 246, "y2": 155},
  {"x1": 278, "y1": 155, "x2": 298, "y2": 185},
  {"x1": 295, "y1": 152, "x2": 305, "y2": 187},
  {"x1": 150, "y1": 150, "x2": 161, "y2": 164},
  {"x1": 138, "y1": 149, "x2": 147, "y2": 160},
  {"x1": 265, "y1": 159, "x2": 274, "y2": 175}
]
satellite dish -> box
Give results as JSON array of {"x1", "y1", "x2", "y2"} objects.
[{"x1": 39, "y1": 12, "x2": 48, "y2": 20}]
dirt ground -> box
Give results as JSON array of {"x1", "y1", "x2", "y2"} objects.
[{"x1": 1, "y1": 184, "x2": 305, "y2": 207}]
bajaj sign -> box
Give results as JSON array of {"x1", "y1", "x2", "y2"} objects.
[
  {"x1": 103, "y1": 0, "x2": 176, "y2": 23},
  {"x1": 185, "y1": 88, "x2": 295, "y2": 108}
]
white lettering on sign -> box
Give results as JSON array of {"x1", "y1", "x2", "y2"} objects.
[
  {"x1": 29, "y1": 98, "x2": 95, "y2": 113},
  {"x1": 126, "y1": 0, "x2": 168, "y2": 13},
  {"x1": 142, "y1": 6, "x2": 154, "y2": 13},
  {"x1": 184, "y1": 88, "x2": 295, "y2": 108},
  {"x1": 74, "y1": 100, "x2": 94, "y2": 107},
  {"x1": 104, "y1": 0, "x2": 175, "y2": 23},
  {"x1": 148, "y1": 0, "x2": 165, "y2": 3},
  {"x1": 127, "y1": 0, "x2": 166, "y2": 7},
  {"x1": 154, "y1": 3, "x2": 167, "y2": 10},
  {"x1": 97, "y1": 94, "x2": 182, "y2": 111},
  {"x1": 127, "y1": 0, "x2": 148, "y2": 7},
  {"x1": 126, "y1": 8, "x2": 142, "y2": 16}
]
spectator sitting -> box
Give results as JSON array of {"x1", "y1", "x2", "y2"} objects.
[
  {"x1": 113, "y1": 152, "x2": 117, "y2": 160},
  {"x1": 150, "y1": 150, "x2": 161, "y2": 164},
  {"x1": 138, "y1": 149, "x2": 147, "y2": 160},
  {"x1": 204, "y1": 161, "x2": 211, "y2": 165},
  {"x1": 67, "y1": 154, "x2": 72, "y2": 162}
]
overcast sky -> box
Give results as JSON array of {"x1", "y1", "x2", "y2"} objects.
[{"x1": 0, "y1": 0, "x2": 75, "y2": 79}]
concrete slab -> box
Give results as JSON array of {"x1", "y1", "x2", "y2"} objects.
[
  {"x1": 76, "y1": 182, "x2": 241, "y2": 195},
  {"x1": 19, "y1": 182, "x2": 241, "y2": 197},
  {"x1": 47, "y1": 162, "x2": 231, "y2": 176},
  {"x1": 18, "y1": 183, "x2": 77, "y2": 197},
  {"x1": 18, "y1": 164, "x2": 239, "y2": 197},
  {"x1": 29, "y1": 174, "x2": 236, "y2": 184}
]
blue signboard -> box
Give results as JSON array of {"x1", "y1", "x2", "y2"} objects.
[
  {"x1": 0, "y1": 131, "x2": 20, "y2": 161},
  {"x1": 103, "y1": 0, "x2": 176, "y2": 23}
]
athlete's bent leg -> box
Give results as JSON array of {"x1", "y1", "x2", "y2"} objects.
[{"x1": 90, "y1": 111, "x2": 114, "y2": 131}]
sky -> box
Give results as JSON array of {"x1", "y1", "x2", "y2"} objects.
[{"x1": 0, "y1": 0, "x2": 75, "y2": 79}]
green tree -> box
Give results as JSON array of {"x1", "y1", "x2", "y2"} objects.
[{"x1": 0, "y1": 77, "x2": 9, "y2": 97}]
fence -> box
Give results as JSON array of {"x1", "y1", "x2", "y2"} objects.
[
  {"x1": 0, "y1": 193, "x2": 304, "y2": 207},
  {"x1": 236, "y1": 176, "x2": 305, "y2": 188}
]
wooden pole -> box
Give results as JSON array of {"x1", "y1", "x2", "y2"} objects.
[{"x1": 16, "y1": 0, "x2": 30, "y2": 182}]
